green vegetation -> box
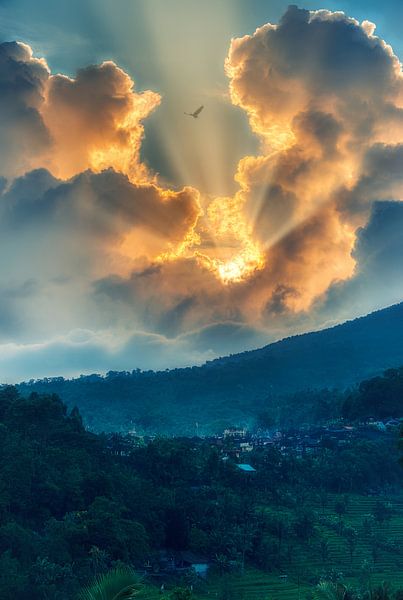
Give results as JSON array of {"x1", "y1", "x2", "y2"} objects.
[
  {"x1": 0, "y1": 385, "x2": 401, "y2": 599},
  {"x1": 342, "y1": 367, "x2": 403, "y2": 420},
  {"x1": 17, "y1": 302, "x2": 403, "y2": 433},
  {"x1": 78, "y1": 567, "x2": 144, "y2": 600}
]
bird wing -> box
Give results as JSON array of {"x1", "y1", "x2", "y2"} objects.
[{"x1": 193, "y1": 105, "x2": 204, "y2": 117}]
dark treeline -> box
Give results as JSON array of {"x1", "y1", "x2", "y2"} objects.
[
  {"x1": 342, "y1": 367, "x2": 403, "y2": 420},
  {"x1": 17, "y1": 303, "x2": 403, "y2": 433},
  {"x1": 0, "y1": 386, "x2": 401, "y2": 599},
  {"x1": 16, "y1": 365, "x2": 403, "y2": 435}
]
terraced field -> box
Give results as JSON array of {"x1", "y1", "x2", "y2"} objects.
[
  {"x1": 200, "y1": 494, "x2": 403, "y2": 600},
  {"x1": 314, "y1": 494, "x2": 403, "y2": 579},
  {"x1": 204, "y1": 570, "x2": 311, "y2": 600}
]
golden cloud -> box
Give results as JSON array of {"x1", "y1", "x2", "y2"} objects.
[
  {"x1": 44, "y1": 62, "x2": 161, "y2": 182},
  {"x1": 1, "y1": 5, "x2": 403, "y2": 353}
]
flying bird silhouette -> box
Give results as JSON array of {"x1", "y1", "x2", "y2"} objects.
[{"x1": 184, "y1": 105, "x2": 204, "y2": 119}]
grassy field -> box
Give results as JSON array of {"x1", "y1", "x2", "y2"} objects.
[
  {"x1": 199, "y1": 493, "x2": 403, "y2": 600},
  {"x1": 203, "y1": 570, "x2": 311, "y2": 600}
]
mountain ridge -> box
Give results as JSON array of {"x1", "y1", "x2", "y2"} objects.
[{"x1": 17, "y1": 301, "x2": 403, "y2": 433}]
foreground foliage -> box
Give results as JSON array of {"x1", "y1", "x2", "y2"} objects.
[{"x1": 79, "y1": 567, "x2": 143, "y2": 600}]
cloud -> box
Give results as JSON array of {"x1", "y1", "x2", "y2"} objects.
[
  {"x1": 222, "y1": 5, "x2": 403, "y2": 315},
  {"x1": 336, "y1": 143, "x2": 403, "y2": 221},
  {"x1": 93, "y1": 258, "x2": 225, "y2": 338},
  {"x1": 1, "y1": 7, "x2": 403, "y2": 380},
  {"x1": 0, "y1": 168, "x2": 199, "y2": 274},
  {"x1": 0, "y1": 317, "x2": 274, "y2": 383},
  {"x1": 321, "y1": 200, "x2": 403, "y2": 322},
  {"x1": 0, "y1": 41, "x2": 51, "y2": 178},
  {"x1": 0, "y1": 41, "x2": 161, "y2": 183},
  {"x1": 0, "y1": 168, "x2": 200, "y2": 344},
  {"x1": 44, "y1": 61, "x2": 161, "y2": 182},
  {"x1": 4, "y1": 198, "x2": 403, "y2": 384},
  {"x1": 0, "y1": 280, "x2": 39, "y2": 339},
  {"x1": 227, "y1": 6, "x2": 403, "y2": 140}
]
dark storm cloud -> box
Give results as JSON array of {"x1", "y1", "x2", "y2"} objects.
[
  {"x1": 92, "y1": 260, "x2": 221, "y2": 339},
  {"x1": 336, "y1": 144, "x2": 403, "y2": 221},
  {"x1": 321, "y1": 200, "x2": 403, "y2": 320},
  {"x1": 0, "y1": 41, "x2": 51, "y2": 177},
  {"x1": 0, "y1": 167, "x2": 200, "y2": 346},
  {"x1": 182, "y1": 321, "x2": 270, "y2": 356},
  {"x1": 0, "y1": 169, "x2": 199, "y2": 245},
  {"x1": 353, "y1": 201, "x2": 403, "y2": 282}
]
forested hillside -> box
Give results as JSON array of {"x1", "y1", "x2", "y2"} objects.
[{"x1": 17, "y1": 303, "x2": 403, "y2": 433}]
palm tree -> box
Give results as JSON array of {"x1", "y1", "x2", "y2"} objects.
[
  {"x1": 314, "y1": 581, "x2": 351, "y2": 600},
  {"x1": 213, "y1": 554, "x2": 231, "y2": 576},
  {"x1": 79, "y1": 566, "x2": 144, "y2": 600}
]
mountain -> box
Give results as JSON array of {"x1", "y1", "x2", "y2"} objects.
[{"x1": 17, "y1": 302, "x2": 403, "y2": 433}]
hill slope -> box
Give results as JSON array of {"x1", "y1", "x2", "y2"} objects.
[{"x1": 17, "y1": 302, "x2": 403, "y2": 432}]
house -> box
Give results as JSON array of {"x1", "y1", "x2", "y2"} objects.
[
  {"x1": 236, "y1": 463, "x2": 256, "y2": 473},
  {"x1": 174, "y1": 551, "x2": 210, "y2": 577},
  {"x1": 149, "y1": 550, "x2": 210, "y2": 578},
  {"x1": 385, "y1": 418, "x2": 401, "y2": 429},
  {"x1": 224, "y1": 428, "x2": 247, "y2": 440}
]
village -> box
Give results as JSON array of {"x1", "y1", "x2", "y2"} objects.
[
  {"x1": 205, "y1": 417, "x2": 402, "y2": 460},
  {"x1": 131, "y1": 417, "x2": 403, "y2": 584},
  {"x1": 123, "y1": 416, "x2": 402, "y2": 464}
]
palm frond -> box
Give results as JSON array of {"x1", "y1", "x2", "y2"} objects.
[
  {"x1": 314, "y1": 582, "x2": 347, "y2": 600},
  {"x1": 79, "y1": 566, "x2": 144, "y2": 600}
]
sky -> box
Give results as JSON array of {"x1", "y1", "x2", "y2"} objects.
[{"x1": 0, "y1": 0, "x2": 403, "y2": 381}]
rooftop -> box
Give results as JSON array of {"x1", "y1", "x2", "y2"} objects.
[{"x1": 236, "y1": 463, "x2": 256, "y2": 472}]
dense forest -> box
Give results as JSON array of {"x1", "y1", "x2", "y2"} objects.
[
  {"x1": 342, "y1": 367, "x2": 403, "y2": 420},
  {"x1": 18, "y1": 303, "x2": 403, "y2": 433},
  {"x1": 0, "y1": 385, "x2": 401, "y2": 599}
]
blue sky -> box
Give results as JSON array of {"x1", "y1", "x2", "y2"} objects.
[{"x1": 1, "y1": 1, "x2": 403, "y2": 77}]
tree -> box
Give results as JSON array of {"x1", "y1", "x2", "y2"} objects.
[
  {"x1": 372, "y1": 582, "x2": 392, "y2": 600},
  {"x1": 89, "y1": 545, "x2": 110, "y2": 576},
  {"x1": 214, "y1": 554, "x2": 231, "y2": 576},
  {"x1": 170, "y1": 587, "x2": 193, "y2": 600},
  {"x1": 319, "y1": 489, "x2": 329, "y2": 514},
  {"x1": 358, "y1": 559, "x2": 373, "y2": 596},
  {"x1": 344, "y1": 527, "x2": 358, "y2": 566},
  {"x1": 335, "y1": 500, "x2": 347, "y2": 522},
  {"x1": 0, "y1": 551, "x2": 27, "y2": 600},
  {"x1": 362, "y1": 516, "x2": 375, "y2": 538},
  {"x1": 165, "y1": 507, "x2": 189, "y2": 550},
  {"x1": 79, "y1": 566, "x2": 144, "y2": 600},
  {"x1": 30, "y1": 556, "x2": 75, "y2": 600},
  {"x1": 373, "y1": 501, "x2": 392, "y2": 527},
  {"x1": 271, "y1": 516, "x2": 288, "y2": 553},
  {"x1": 314, "y1": 581, "x2": 351, "y2": 600},
  {"x1": 320, "y1": 538, "x2": 330, "y2": 565},
  {"x1": 255, "y1": 411, "x2": 275, "y2": 431},
  {"x1": 293, "y1": 510, "x2": 315, "y2": 542},
  {"x1": 370, "y1": 533, "x2": 382, "y2": 566}
]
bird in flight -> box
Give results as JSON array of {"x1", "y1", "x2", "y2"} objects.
[{"x1": 184, "y1": 105, "x2": 204, "y2": 119}]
